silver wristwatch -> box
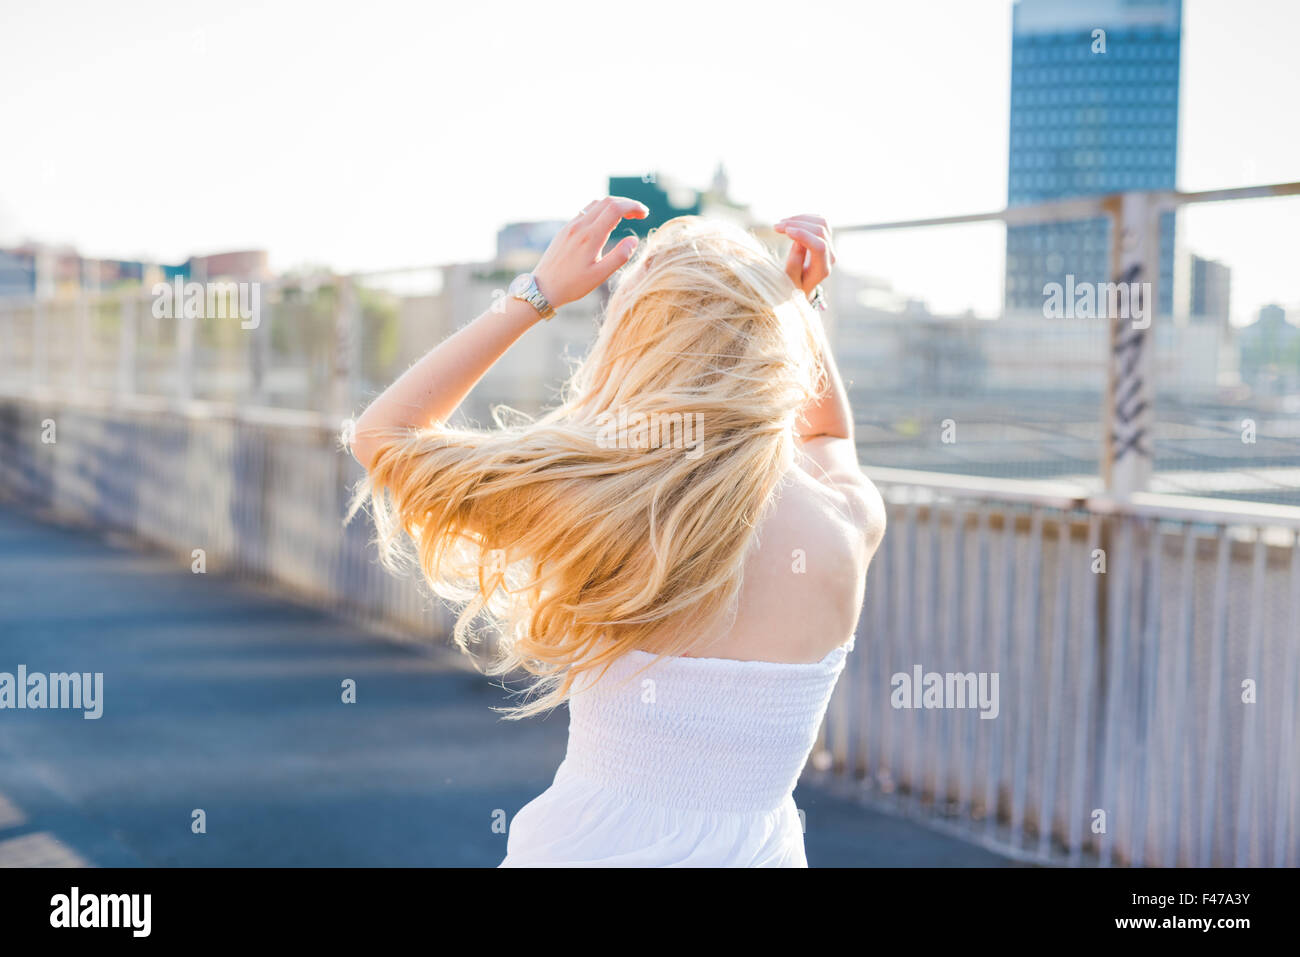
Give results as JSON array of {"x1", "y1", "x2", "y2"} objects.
[{"x1": 507, "y1": 272, "x2": 556, "y2": 320}]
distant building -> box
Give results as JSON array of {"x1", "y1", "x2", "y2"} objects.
[
  {"x1": 0, "y1": 243, "x2": 138, "y2": 299},
  {"x1": 0, "y1": 243, "x2": 267, "y2": 299},
  {"x1": 185, "y1": 250, "x2": 268, "y2": 280},
  {"x1": 1239, "y1": 304, "x2": 1300, "y2": 393},
  {"x1": 697, "y1": 165, "x2": 759, "y2": 227},
  {"x1": 607, "y1": 172, "x2": 702, "y2": 239},
  {"x1": 1004, "y1": 0, "x2": 1182, "y2": 316},
  {"x1": 832, "y1": 305, "x2": 1221, "y2": 399},
  {"x1": 495, "y1": 221, "x2": 565, "y2": 270},
  {"x1": 1186, "y1": 254, "x2": 1231, "y2": 327},
  {"x1": 0, "y1": 248, "x2": 35, "y2": 298}
]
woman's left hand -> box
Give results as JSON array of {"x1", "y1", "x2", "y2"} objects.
[{"x1": 774, "y1": 214, "x2": 836, "y2": 296}]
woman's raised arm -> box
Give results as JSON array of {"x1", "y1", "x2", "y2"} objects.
[
  {"x1": 348, "y1": 197, "x2": 648, "y2": 470},
  {"x1": 775, "y1": 214, "x2": 884, "y2": 548}
]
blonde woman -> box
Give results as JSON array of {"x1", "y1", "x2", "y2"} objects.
[{"x1": 349, "y1": 197, "x2": 886, "y2": 867}]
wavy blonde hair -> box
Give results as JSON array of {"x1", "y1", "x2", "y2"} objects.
[{"x1": 351, "y1": 216, "x2": 826, "y2": 716}]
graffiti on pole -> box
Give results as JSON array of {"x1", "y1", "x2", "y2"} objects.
[{"x1": 1109, "y1": 262, "x2": 1151, "y2": 465}]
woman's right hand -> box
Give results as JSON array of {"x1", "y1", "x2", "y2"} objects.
[
  {"x1": 774, "y1": 214, "x2": 836, "y2": 297},
  {"x1": 532, "y1": 197, "x2": 649, "y2": 309}
]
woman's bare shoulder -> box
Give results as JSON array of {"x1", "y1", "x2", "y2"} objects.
[
  {"x1": 788, "y1": 444, "x2": 887, "y2": 556},
  {"x1": 709, "y1": 468, "x2": 872, "y2": 663},
  {"x1": 752, "y1": 466, "x2": 878, "y2": 590}
]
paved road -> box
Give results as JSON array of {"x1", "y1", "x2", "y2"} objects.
[{"x1": 0, "y1": 503, "x2": 1015, "y2": 867}]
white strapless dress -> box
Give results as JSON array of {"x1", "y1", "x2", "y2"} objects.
[{"x1": 500, "y1": 636, "x2": 853, "y2": 867}]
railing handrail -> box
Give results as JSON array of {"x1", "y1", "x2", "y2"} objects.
[
  {"x1": 0, "y1": 386, "x2": 343, "y2": 436},
  {"x1": 865, "y1": 464, "x2": 1300, "y2": 528},
  {"x1": 1092, "y1": 490, "x2": 1300, "y2": 530},
  {"x1": 863, "y1": 464, "x2": 1089, "y2": 509},
  {"x1": 835, "y1": 180, "x2": 1300, "y2": 233}
]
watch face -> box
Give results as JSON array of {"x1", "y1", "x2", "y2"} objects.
[{"x1": 508, "y1": 273, "x2": 531, "y2": 296}]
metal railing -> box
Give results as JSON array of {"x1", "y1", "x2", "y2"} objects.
[
  {"x1": 2, "y1": 392, "x2": 1296, "y2": 866},
  {"x1": 0, "y1": 391, "x2": 456, "y2": 650},
  {"x1": 814, "y1": 465, "x2": 1300, "y2": 867}
]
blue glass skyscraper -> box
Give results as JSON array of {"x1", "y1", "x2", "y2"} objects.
[{"x1": 1005, "y1": 0, "x2": 1182, "y2": 315}]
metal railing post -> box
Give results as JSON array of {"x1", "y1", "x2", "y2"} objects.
[
  {"x1": 333, "y1": 275, "x2": 360, "y2": 418},
  {"x1": 176, "y1": 310, "x2": 195, "y2": 402},
  {"x1": 117, "y1": 292, "x2": 137, "y2": 398},
  {"x1": 1101, "y1": 191, "x2": 1157, "y2": 498}
]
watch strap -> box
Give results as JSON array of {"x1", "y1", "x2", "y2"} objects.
[{"x1": 512, "y1": 275, "x2": 555, "y2": 320}]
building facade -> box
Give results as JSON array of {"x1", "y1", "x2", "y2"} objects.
[
  {"x1": 1004, "y1": 0, "x2": 1182, "y2": 316},
  {"x1": 1187, "y1": 253, "x2": 1231, "y2": 326}
]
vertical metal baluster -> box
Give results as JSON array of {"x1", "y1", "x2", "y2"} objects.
[
  {"x1": 1200, "y1": 527, "x2": 1231, "y2": 866},
  {"x1": 33, "y1": 298, "x2": 46, "y2": 390},
  {"x1": 932, "y1": 503, "x2": 966, "y2": 816},
  {"x1": 1, "y1": 305, "x2": 10, "y2": 385},
  {"x1": 1130, "y1": 517, "x2": 1162, "y2": 866},
  {"x1": 987, "y1": 508, "x2": 1018, "y2": 841},
  {"x1": 901, "y1": 498, "x2": 925, "y2": 797},
  {"x1": 1099, "y1": 515, "x2": 1133, "y2": 867},
  {"x1": 894, "y1": 501, "x2": 918, "y2": 794},
  {"x1": 862, "y1": 499, "x2": 892, "y2": 785},
  {"x1": 959, "y1": 506, "x2": 990, "y2": 824},
  {"x1": 879, "y1": 500, "x2": 902, "y2": 794},
  {"x1": 1038, "y1": 513, "x2": 1072, "y2": 859},
  {"x1": 924, "y1": 498, "x2": 944, "y2": 808},
  {"x1": 869, "y1": 501, "x2": 895, "y2": 788},
  {"x1": 871, "y1": 501, "x2": 897, "y2": 791},
  {"x1": 1165, "y1": 522, "x2": 1197, "y2": 865},
  {"x1": 1274, "y1": 530, "x2": 1300, "y2": 867},
  {"x1": 1010, "y1": 507, "x2": 1042, "y2": 852},
  {"x1": 1068, "y1": 513, "x2": 1101, "y2": 865},
  {"x1": 1235, "y1": 531, "x2": 1267, "y2": 866}
]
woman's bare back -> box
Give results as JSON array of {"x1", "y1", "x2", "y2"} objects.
[{"x1": 686, "y1": 450, "x2": 886, "y2": 664}]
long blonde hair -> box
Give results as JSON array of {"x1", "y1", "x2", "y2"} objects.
[{"x1": 351, "y1": 216, "x2": 826, "y2": 715}]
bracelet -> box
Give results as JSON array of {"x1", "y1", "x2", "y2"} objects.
[{"x1": 807, "y1": 285, "x2": 828, "y2": 311}]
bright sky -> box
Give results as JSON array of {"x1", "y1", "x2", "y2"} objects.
[{"x1": 1, "y1": 0, "x2": 1296, "y2": 322}]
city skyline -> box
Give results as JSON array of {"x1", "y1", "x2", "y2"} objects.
[{"x1": 2, "y1": 0, "x2": 1297, "y2": 324}]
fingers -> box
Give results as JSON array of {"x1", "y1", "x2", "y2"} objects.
[
  {"x1": 777, "y1": 225, "x2": 831, "y2": 288},
  {"x1": 775, "y1": 214, "x2": 836, "y2": 294},
  {"x1": 561, "y1": 196, "x2": 637, "y2": 235},
  {"x1": 593, "y1": 234, "x2": 639, "y2": 285},
  {"x1": 774, "y1": 215, "x2": 836, "y2": 264},
  {"x1": 775, "y1": 214, "x2": 827, "y2": 229},
  {"x1": 783, "y1": 237, "x2": 807, "y2": 283},
  {"x1": 588, "y1": 197, "x2": 649, "y2": 240}
]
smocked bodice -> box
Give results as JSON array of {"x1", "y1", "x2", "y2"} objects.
[{"x1": 558, "y1": 638, "x2": 852, "y2": 814}]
